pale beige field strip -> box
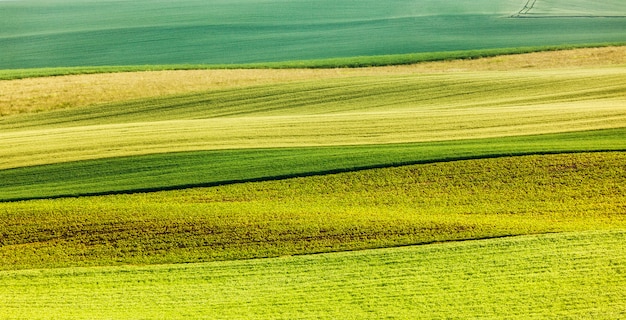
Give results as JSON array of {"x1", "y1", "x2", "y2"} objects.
[
  {"x1": 1, "y1": 46, "x2": 625, "y2": 116},
  {"x1": 1, "y1": 89, "x2": 624, "y2": 169}
]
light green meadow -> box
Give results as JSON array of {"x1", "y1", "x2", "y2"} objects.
[
  {"x1": 2, "y1": 67, "x2": 625, "y2": 171},
  {"x1": 0, "y1": 231, "x2": 624, "y2": 319},
  {"x1": 2, "y1": 0, "x2": 625, "y2": 69},
  {"x1": 1, "y1": 152, "x2": 624, "y2": 270},
  {"x1": 1, "y1": 0, "x2": 625, "y2": 314}
]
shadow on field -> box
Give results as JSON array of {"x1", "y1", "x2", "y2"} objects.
[{"x1": 2, "y1": 149, "x2": 624, "y2": 203}]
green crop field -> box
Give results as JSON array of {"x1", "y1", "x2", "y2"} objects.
[
  {"x1": 1, "y1": 0, "x2": 626, "y2": 318},
  {"x1": 1, "y1": 63, "x2": 625, "y2": 200},
  {"x1": 1, "y1": 47, "x2": 625, "y2": 315},
  {"x1": 2, "y1": 151, "x2": 626, "y2": 270},
  {"x1": 1, "y1": 0, "x2": 625, "y2": 69},
  {"x1": 1, "y1": 231, "x2": 624, "y2": 319}
]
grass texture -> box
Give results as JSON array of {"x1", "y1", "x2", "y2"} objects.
[
  {"x1": 1, "y1": 43, "x2": 624, "y2": 81},
  {"x1": 1, "y1": 129, "x2": 626, "y2": 202},
  {"x1": 0, "y1": 48, "x2": 624, "y2": 318},
  {"x1": 1, "y1": 152, "x2": 624, "y2": 270},
  {"x1": 1, "y1": 0, "x2": 625, "y2": 69},
  {"x1": 1, "y1": 46, "x2": 625, "y2": 118},
  {"x1": 2, "y1": 66, "x2": 625, "y2": 170},
  {"x1": 1, "y1": 59, "x2": 625, "y2": 200},
  {"x1": 1, "y1": 3, "x2": 625, "y2": 317},
  {"x1": 0, "y1": 230, "x2": 624, "y2": 319}
]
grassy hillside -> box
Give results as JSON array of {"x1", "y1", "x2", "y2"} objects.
[
  {"x1": 2, "y1": 44, "x2": 625, "y2": 81},
  {"x1": 1, "y1": 0, "x2": 625, "y2": 68},
  {"x1": 1, "y1": 47, "x2": 624, "y2": 318},
  {"x1": 4, "y1": 67, "x2": 626, "y2": 131},
  {"x1": 2, "y1": 46, "x2": 624, "y2": 114},
  {"x1": 1, "y1": 152, "x2": 625, "y2": 270},
  {"x1": 1, "y1": 231, "x2": 624, "y2": 319},
  {"x1": 1, "y1": 51, "x2": 624, "y2": 200},
  {"x1": 1, "y1": 130, "x2": 626, "y2": 202},
  {"x1": 2, "y1": 67, "x2": 625, "y2": 162}
]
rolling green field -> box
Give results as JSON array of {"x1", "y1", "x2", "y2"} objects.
[
  {"x1": 3, "y1": 44, "x2": 622, "y2": 81},
  {"x1": 1, "y1": 231, "x2": 624, "y2": 319},
  {"x1": 1, "y1": 46, "x2": 625, "y2": 316},
  {"x1": 1, "y1": 0, "x2": 626, "y2": 317},
  {"x1": 1, "y1": 55, "x2": 625, "y2": 200},
  {"x1": 1, "y1": 130, "x2": 626, "y2": 202},
  {"x1": 1, "y1": 151, "x2": 625, "y2": 270},
  {"x1": 1, "y1": 0, "x2": 625, "y2": 68}
]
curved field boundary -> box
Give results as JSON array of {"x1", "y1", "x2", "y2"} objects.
[
  {"x1": 1, "y1": 44, "x2": 624, "y2": 81},
  {"x1": 2, "y1": 46, "x2": 625, "y2": 119},
  {"x1": 3, "y1": 0, "x2": 625, "y2": 70},
  {"x1": 1, "y1": 152, "x2": 625, "y2": 270},
  {"x1": 2, "y1": 65, "x2": 625, "y2": 171},
  {"x1": 1, "y1": 128, "x2": 625, "y2": 202},
  {"x1": 1, "y1": 231, "x2": 624, "y2": 318}
]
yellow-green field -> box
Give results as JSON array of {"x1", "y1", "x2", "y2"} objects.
[
  {"x1": 1, "y1": 152, "x2": 625, "y2": 270},
  {"x1": 1, "y1": 47, "x2": 625, "y2": 171},
  {"x1": 2, "y1": 46, "x2": 624, "y2": 117},
  {"x1": 1, "y1": 231, "x2": 624, "y2": 319},
  {"x1": 1, "y1": 47, "x2": 625, "y2": 318}
]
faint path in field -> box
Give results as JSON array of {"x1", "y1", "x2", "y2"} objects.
[
  {"x1": 511, "y1": 0, "x2": 626, "y2": 18},
  {"x1": 511, "y1": 0, "x2": 537, "y2": 17}
]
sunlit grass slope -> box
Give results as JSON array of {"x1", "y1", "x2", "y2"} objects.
[
  {"x1": 1, "y1": 66, "x2": 625, "y2": 171},
  {"x1": 4, "y1": 67, "x2": 626, "y2": 130},
  {"x1": 2, "y1": 46, "x2": 624, "y2": 116},
  {"x1": 0, "y1": 48, "x2": 624, "y2": 319},
  {"x1": 2, "y1": 0, "x2": 625, "y2": 68},
  {"x1": 1, "y1": 230, "x2": 624, "y2": 319},
  {"x1": 1, "y1": 130, "x2": 625, "y2": 202},
  {"x1": 2, "y1": 44, "x2": 625, "y2": 82},
  {"x1": 1, "y1": 152, "x2": 624, "y2": 270},
  {"x1": 0, "y1": 48, "x2": 624, "y2": 274},
  {"x1": 1, "y1": 53, "x2": 624, "y2": 200}
]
